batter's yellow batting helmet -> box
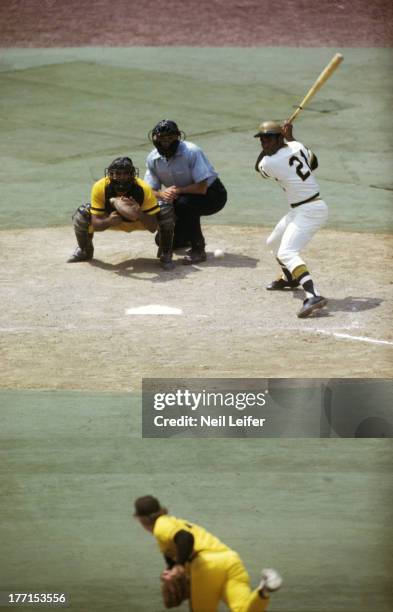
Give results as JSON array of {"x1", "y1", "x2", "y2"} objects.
[{"x1": 254, "y1": 121, "x2": 282, "y2": 137}]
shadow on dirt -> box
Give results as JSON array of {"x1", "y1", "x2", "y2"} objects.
[
  {"x1": 289, "y1": 293, "x2": 382, "y2": 311},
  {"x1": 89, "y1": 251, "x2": 259, "y2": 281},
  {"x1": 199, "y1": 252, "x2": 259, "y2": 268},
  {"x1": 89, "y1": 257, "x2": 182, "y2": 282},
  {"x1": 319, "y1": 296, "x2": 383, "y2": 312}
]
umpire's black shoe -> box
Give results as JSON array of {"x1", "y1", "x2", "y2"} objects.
[
  {"x1": 160, "y1": 252, "x2": 175, "y2": 271},
  {"x1": 182, "y1": 248, "x2": 207, "y2": 265},
  {"x1": 67, "y1": 247, "x2": 94, "y2": 263},
  {"x1": 297, "y1": 296, "x2": 328, "y2": 318},
  {"x1": 266, "y1": 278, "x2": 299, "y2": 290}
]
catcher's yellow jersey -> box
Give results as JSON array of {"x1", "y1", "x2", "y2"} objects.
[
  {"x1": 90, "y1": 176, "x2": 159, "y2": 232},
  {"x1": 154, "y1": 515, "x2": 231, "y2": 561}
]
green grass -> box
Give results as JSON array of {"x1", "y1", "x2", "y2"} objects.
[
  {"x1": 1, "y1": 48, "x2": 392, "y2": 231},
  {"x1": 1, "y1": 390, "x2": 392, "y2": 611}
]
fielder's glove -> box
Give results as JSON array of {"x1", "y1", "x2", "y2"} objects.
[
  {"x1": 160, "y1": 566, "x2": 190, "y2": 609},
  {"x1": 109, "y1": 197, "x2": 141, "y2": 221}
]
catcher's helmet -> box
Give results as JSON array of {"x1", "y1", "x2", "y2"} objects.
[
  {"x1": 106, "y1": 156, "x2": 136, "y2": 176},
  {"x1": 105, "y1": 156, "x2": 137, "y2": 191},
  {"x1": 254, "y1": 121, "x2": 282, "y2": 137}
]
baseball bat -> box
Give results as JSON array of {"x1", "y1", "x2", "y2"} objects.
[{"x1": 287, "y1": 53, "x2": 343, "y2": 123}]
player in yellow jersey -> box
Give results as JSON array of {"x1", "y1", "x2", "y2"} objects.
[
  {"x1": 67, "y1": 157, "x2": 176, "y2": 270},
  {"x1": 134, "y1": 495, "x2": 282, "y2": 611}
]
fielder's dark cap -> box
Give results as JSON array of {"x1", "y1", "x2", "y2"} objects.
[{"x1": 134, "y1": 495, "x2": 161, "y2": 516}]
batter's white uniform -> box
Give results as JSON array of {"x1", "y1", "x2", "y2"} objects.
[{"x1": 258, "y1": 140, "x2": 328, "y2": 273}]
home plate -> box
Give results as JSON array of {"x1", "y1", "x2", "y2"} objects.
[{"x1": 125, "y1": 304, "x2": 183, "y2": 315}]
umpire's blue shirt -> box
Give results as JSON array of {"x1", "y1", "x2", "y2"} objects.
[{"x1": 144, "y1": 141, "x2": 218, "y2": 190}]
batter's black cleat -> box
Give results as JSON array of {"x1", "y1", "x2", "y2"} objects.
[
  {"x1": 266, "y1": 278, "x2": 299, "y2": 290},
  {"x1": 297, "y1": 296, "x2": 328, "y2": 318},
  {"x1": 67, "y1": 247, "x2": 94, "y2": 263},
  {"x1": 182, "y1": 248, "x2": 207, "y2": 265},
  {"x1": 160, "y1": 252, "x2": 175, "y2": 271}
]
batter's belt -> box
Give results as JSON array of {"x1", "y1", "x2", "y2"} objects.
[{"x1": 290, "y1": 192, "x2": 320, "y2": 208}]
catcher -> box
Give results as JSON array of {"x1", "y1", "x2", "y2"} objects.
[
  {"x1": 67, "y1": 156, "x2": 175, "y2": 270},
  {"x1": 134, "y1": 495, "x2": 282, "y2": 611}
]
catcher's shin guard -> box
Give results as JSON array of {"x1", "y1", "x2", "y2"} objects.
[
  {"x1": 157, "y1": 201, "x2": 175, "y2": 269},
  {"x1": 67, "y1": 204, "x2": 94, "y2": 262}
]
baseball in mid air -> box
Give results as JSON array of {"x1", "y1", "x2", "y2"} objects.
[{"x1": 214, "y1": 248, "x2": 225, "y2": 258}]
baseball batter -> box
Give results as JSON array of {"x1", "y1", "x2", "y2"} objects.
[
  {"x1": 254, "y1": 121, "x2": 328, "y2": 318},
  {"x1": 134, "y1": 495, "x2": 282, "y2": 612}
]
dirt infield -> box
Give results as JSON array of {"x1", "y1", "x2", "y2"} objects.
[
  {"x1": 1, "y1": 0, "x2": 392, "y2": 46},
  {"x1": 1, "y1": 225, "x2": 392, "y2": 391}
]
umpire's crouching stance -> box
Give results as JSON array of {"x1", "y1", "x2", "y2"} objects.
[
  {"x1": 67, "y1": 157, "x2": 176, "y2": 271},
  {"x1": 145, "y1": 120, "x2": 228, "y2": 265},
  {"x1": 134, "y1": 495, "x2": 282, "y2": 612}
]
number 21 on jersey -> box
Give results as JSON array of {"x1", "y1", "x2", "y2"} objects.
[{"x1": 289, "y1": 150, "x2": 311, "y2": 181}]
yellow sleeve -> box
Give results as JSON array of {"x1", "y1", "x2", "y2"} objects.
[
  {"x1": 153, "y1": 516, "x2": 182, "y2": 557},
  {"x1": 90, "y1": 178, "x2": 107, "y2": 216},
  {"x1": 138, "y1": 178, "x2": 160, "y2": 216}
]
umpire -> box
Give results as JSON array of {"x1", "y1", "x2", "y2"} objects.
[{"x1": 144, "y1": 120, "x2": 228, "y2": 264}]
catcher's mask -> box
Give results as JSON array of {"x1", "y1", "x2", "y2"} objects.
[
  {"x1": 106, "y1": 156, "x2": 137, "y2": 191},
  {"x1": 134, "y1": 495, "x2": 161, "y2": 517},
  {"x1": 149, "y1": 120, "x2": 185, "y2": 158}
]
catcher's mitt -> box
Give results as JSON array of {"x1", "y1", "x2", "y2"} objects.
[
  {"x1": 109, "y1": 197, "x2": 140, "y2": 221},
  {"x1": 160, "y1": 566, "x2": 190, "y2": 609}
]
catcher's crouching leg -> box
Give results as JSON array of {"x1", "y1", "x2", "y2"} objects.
[
  {"x1": 156, "y1": 201, "x2": 175, "y2": 271},
  {"x1": 67, "y1": 204, "x2": 94, "y2": 263}
]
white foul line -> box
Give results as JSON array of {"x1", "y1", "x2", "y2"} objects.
[{"x1": 314, "y1": 329, "x2": 393, "y2": 346}]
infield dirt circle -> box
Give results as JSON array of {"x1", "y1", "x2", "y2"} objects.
[{"x1": 1, "y1": 225, "x2": 391, "y2": 391}]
